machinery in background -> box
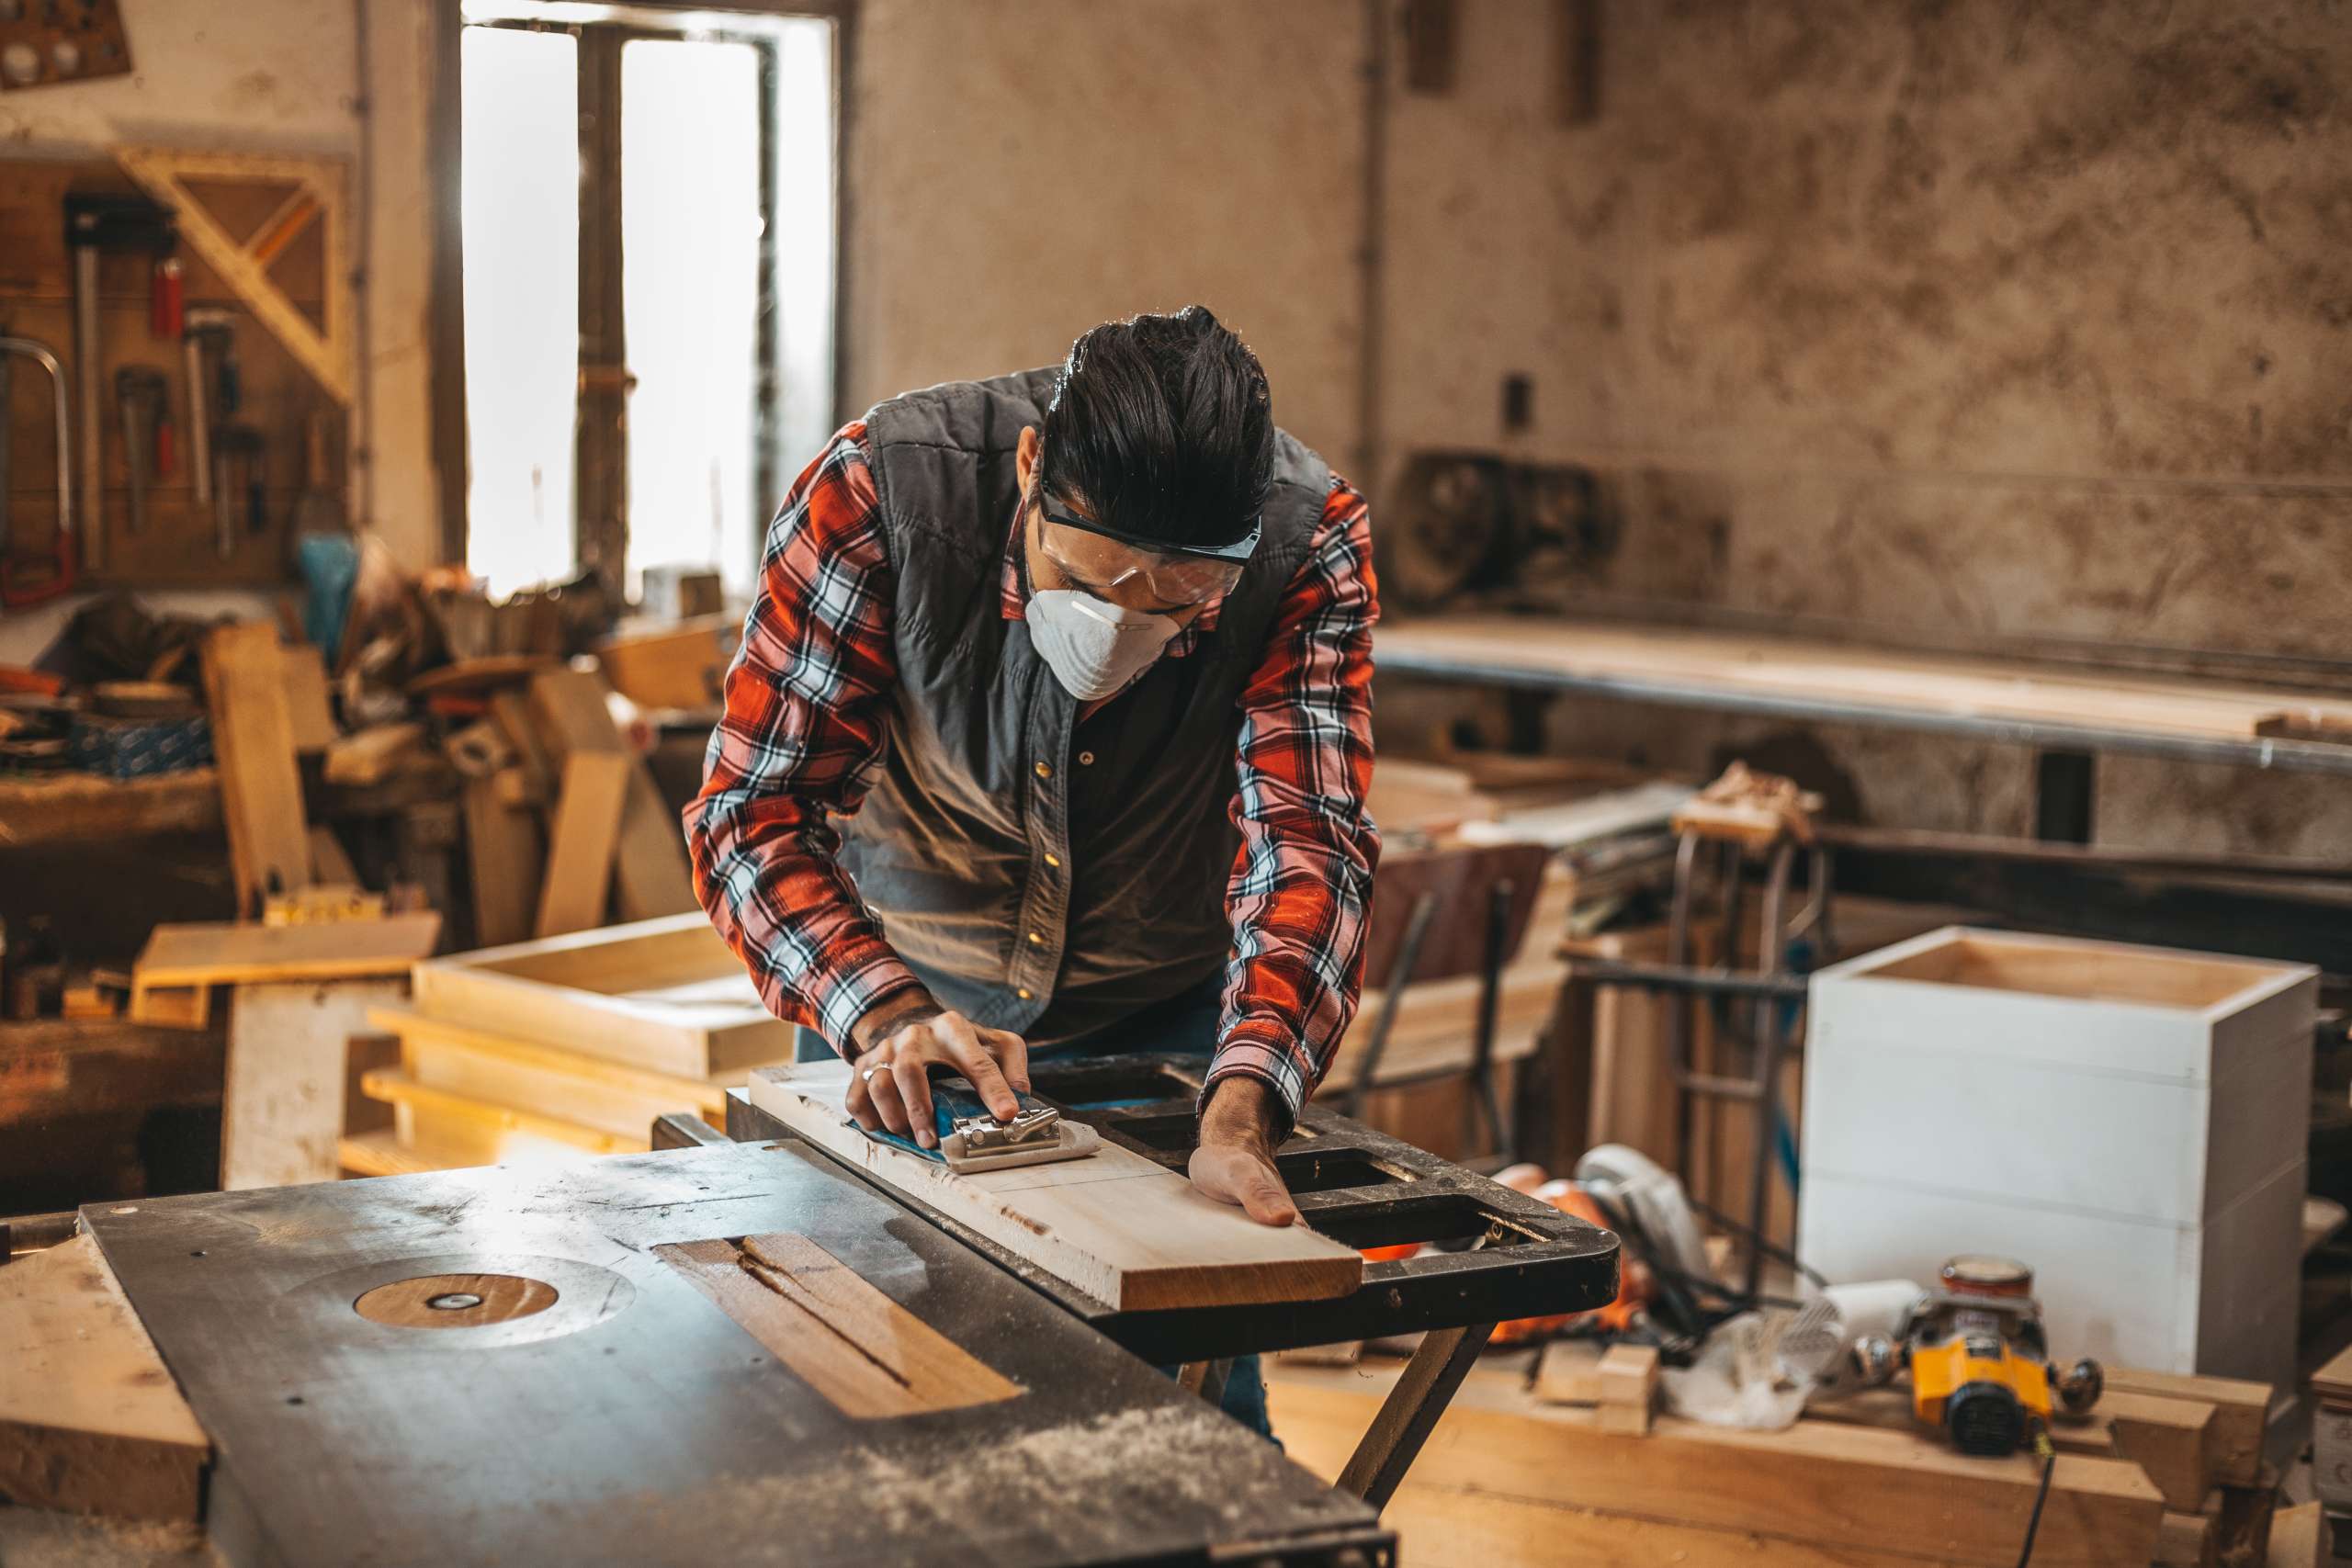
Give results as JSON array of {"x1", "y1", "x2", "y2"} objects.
[
  {"x1": 1855, "y1": 1256, "x2": 2104, "y2": 1457},
  {"x1": 1378, "y1": 450, "x2": 1619, "y2": 611}
]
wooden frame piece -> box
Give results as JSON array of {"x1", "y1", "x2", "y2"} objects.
[
  {"x1": 408, "y1": 913, "x2": 792, "y2": 1077},
  {"x1": 114, "y1": 144, "x2": 357, "y2": 405}
]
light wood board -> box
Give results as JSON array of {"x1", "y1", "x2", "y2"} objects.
[
  {"x1": 221, "y1": 978, "x2": 408, "y2": 1190},
  {"x1": 1376, "y1": 615, "x2": 2352, "y2": 750},
  {"x1": 410, "y1": 913, "x2": 792, "y2": 1077},
  {"x1": 462, "y1": 777, "x2": 544, "y2": 949},
  {"x1": 534, "y1": 750, "x2": 630, "y2": 936},
  {"x1": 373, "y1": 1006, "x2": 729, "y2": 1141},
  {"x1": 200, "y1": 621, "x2": 311, "y2": 915},
  {"x1": 750, "y1": 1062, "x2": 1363, "y2": 1313},
  {"x1": 0, "y1": 1233, "x2": 209, "y2": 1522},
  {"x1": 526, "y1": 667, "x2": 696, "y2": 920},
  {"x1": 655, "y1": 1233, "x2": 1019, "y2": 1419},
  {"x1": 2103, "y1": 1368, "x2": 2270, "y2": 1488},
  {"x1": 364, "y1": 1070, "x2": 647, "y2": 1164},
  {"x1": 134, "y1": 912, "x2": 442, "y2": 987}
]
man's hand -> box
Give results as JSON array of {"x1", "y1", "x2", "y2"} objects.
[
  {"x1": 1187, "y1": 1077, "x2": 1299, "y2": 1227},
  {"x1": 843, "y1": 996, "x2": 1030, "y2": 1149}
]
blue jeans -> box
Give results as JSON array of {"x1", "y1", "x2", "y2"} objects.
[{"x1": 800, "y1": 978, "x2": 1278, "y2": 1439}]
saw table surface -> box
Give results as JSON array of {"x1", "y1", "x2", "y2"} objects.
[{"x1": 85, "y1": 1143, "x2": 1386, "y2": 1568}]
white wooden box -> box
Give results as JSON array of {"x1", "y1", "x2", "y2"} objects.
[{"x1": 1798, "y1": 927, "x2": 2313, "y2": 1393}]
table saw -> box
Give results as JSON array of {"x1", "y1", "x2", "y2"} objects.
[{"x1": 9, "y1": 1052, "x2": 1618, "y2": 1566}]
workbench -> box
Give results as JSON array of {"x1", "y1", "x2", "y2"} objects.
[{"x1": 1375, "y1": 612, "x2": 2352, "y2": 775}]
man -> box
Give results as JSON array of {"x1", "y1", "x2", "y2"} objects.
[{"x1": 686, "y1": 308, "x2": 1378, "y2": 1424}]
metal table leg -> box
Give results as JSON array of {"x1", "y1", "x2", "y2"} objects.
[{"x1": 1334, "y1": 1320, "x2": 1498, "y2": 1510}]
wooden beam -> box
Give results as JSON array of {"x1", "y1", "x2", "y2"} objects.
[
  {"x1": 750, "y1": 1063, "x2": 1363, "y2": 1314},
  {"x1": 221, "y1": 978, "x2": 409, "y2": 1190},
  {"x1": 533, "y1": 750, "x2": 630, "y2": 937},
  {"x1": 0, "y1": 1233, "x2": 209, "y2": 1522},
  {"x1": 132, "y1": 913, "x2": 442, "y2": 988},
  {"x1": 201, "y1": 622, "x2": 312, "y2": 916},
  {"x1": 2103, "y1": 1369, "x2": 2270, "y2": 1489},
  {"x1": 461, "y1": 778, "x2": 543, "y2": 949},
  {"x1": 114, "y1": 145, "x2": 356, "y2": 405},
  {"x1": 526, "y1": 668, "x2": 695, "y2": 920}
]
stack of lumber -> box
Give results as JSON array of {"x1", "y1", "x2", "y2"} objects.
[
  {"x1": 1269, "y1": 1351, "x2": 2280, "y2": 1568},
  {"x1": 342, "y1": 913, "x2": 794, "y2": 1176}
]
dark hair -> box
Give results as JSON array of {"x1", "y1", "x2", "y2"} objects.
[{"x1": 1037, "y1": 306, "x2": 1273, "y2": 550}]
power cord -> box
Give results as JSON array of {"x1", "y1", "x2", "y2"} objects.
[{"x1": 2014, "y1": 1421, "x2": 2056, "y2": 1567}]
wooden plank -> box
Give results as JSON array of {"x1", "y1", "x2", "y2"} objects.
[
  {"x1": 0, "y1": 770, "x2": 222, "y2": 850},
  {"x1": 133, "y1": 913, "x2": 442, "y2": 987},
  {"x1": 307, "y1": 825, "x2": 360, "y2": 886},
  {"x1": 461, "y1": 778, "x2": 543, "y2": 949},
  {"x1": 378, "y1": 1007, "x2": 726, "y2": 1141},
  {"x1": 335, "y1": 1129, "x2": 452, "y2": 1179},
  {"x1": 594, "y1": 615, "x2": 740, "y2": 711},
  {"x1": 1266, "y1": 1362, "x2": 2164, "y2": 1568},
  {"x1": 533, "y1": 750, "x2": 630, "y2": 937},
  {"x1": 322, "y1": 723, "x2": 428, "y2": 787},
  {"x1": 1318, "y1": 955, "x2": 1566, "y2": 1090},
  {"x1": 526, "y1": 667, "x2": 695, "y2": 920},
  {"x1": 1596, "y1": 1342, "x2": 1659, "y2": 1408},
  {"x1": 2102, "y1": 1369, "x2": 2270, "y2": 1488},
  {"x1": 2157, "y1": 1510, "x2": 2218, "y2": 1568},
  {"x1": 362, "y1": 1070, "x2": 645, "y2": 1162},
  {"x1": 2052, "y1": 1391, "x2": 2219, "y2": 1511},
  {"x1": 653, "y1": 1234, "x2": 1020, "y2": 1418},
  {"x1": 409, "y1": 913, "x2": 791, "y2": 1077},
  {"x1": 750, "y1": 1062, "x2": 1363, "y2": 1313},
  {"x1": 282, "y1": 647, "x2": 336, "y2": 753},
  {"x1": 221, "y1": 979, "x2": 409, "y2": 1190},
  {"x1": 200, "y1": 622, "x2": 311, "y2": 915},
  {"x1": 2265, "y1": 1502, "x2": 2320, "y2": 1568},
  {"x1": 126, "y1": 980, "x2": 209, "y2": 1031},
  {"x1": 1532, "y1": 1338, "x2": 1604, "y2": 1404},
  {"x1": 0, "y1": 1233, "x2": 208, "y2": 1522}
]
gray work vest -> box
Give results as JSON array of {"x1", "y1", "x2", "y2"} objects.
[{"x1": 840, "y1": 367, "x2": 1331, "y2": 1045}]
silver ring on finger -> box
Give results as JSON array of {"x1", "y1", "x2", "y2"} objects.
[{"x1": 861, "y1": 1065, "x2": 881, "y2": 1083}]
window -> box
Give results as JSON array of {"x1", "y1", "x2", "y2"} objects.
[{"x1": 458, "y1": 5, "x2": 840, "y2": 603}]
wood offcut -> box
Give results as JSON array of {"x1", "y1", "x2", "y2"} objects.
[{"x1": 656, "y1": 1234, "x2": 1020, "y2": 1418}]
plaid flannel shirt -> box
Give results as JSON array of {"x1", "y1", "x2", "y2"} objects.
[{"x1": 685, "y1": 421, "x2": 1380, "y2": 1125}]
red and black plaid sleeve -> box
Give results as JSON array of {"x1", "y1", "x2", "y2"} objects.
[
  {"x1": 684, "y1": 423, "x2": 923, "y2": 1050},
  {"x1": 1204, "y1": 478, "x2": 1382, "y2": 1128}
]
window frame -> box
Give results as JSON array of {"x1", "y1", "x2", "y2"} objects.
[{"x1": 433, "y1": 0, "x2": 854, "y2": 595}]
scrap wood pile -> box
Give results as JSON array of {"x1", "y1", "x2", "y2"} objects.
[
  {"x1": 1267, "y1": 1349, "x2": 2289, "y2": 1568},
  {"x1": 0, "y1": 570, "x2": 743, "y2": 1015}
]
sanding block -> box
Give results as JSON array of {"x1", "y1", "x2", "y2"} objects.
[{"x1": 862, "y1": 1077, "x2": 1102, "y2": 1174}]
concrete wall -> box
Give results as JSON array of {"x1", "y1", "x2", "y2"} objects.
[
  {"x1": 844, "y1": 0, "x2": 1367, "y2": 467},
  {"x1": 1364, "y1": 0, "x2": 2352, "y2": 854}
]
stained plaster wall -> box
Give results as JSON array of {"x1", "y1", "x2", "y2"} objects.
[{"x1": 1374, "y1": 0, "x2": 2352, "y2": 853}]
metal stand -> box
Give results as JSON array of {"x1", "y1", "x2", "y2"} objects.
[{"x1": 1566, "y1": 822, "x2": 1833, "y2": 1303}]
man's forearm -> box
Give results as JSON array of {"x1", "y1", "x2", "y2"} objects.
[{"x1": 1199, "y1": 1075, "x2": 1284, "y2": 1153}]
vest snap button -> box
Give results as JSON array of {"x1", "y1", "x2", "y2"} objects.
[
  {"x1": 1044, "y1": 852, "x2": 1061, "y2": 869},
  {"x1": 1017, "y1": 987, "x2": 1033, "y2": 1000},
  {"x1": 1034, "y1": 761, "x2": 1052, "y2": 780},
  {"x1": 1028, "y1": 931, "x2": 1044, "y2": 944},
  {"x1": 1078, "y1": 750, "x2": 1095, "y2": 766}
]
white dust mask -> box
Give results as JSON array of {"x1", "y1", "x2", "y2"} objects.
[{"x1": 1026, "y1": 590, "x2": 1181, "y2": 701}]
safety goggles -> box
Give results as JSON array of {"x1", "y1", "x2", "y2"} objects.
[{"x1": 1035, "y1": 501, "x2": 1261, "y2": 608}]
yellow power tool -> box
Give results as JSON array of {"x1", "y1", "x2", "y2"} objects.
[{"x1": 1894, "y1": 1257, "x2": 2102, "y2": 1456}]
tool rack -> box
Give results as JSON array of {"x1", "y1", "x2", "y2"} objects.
[{"x1": 720, "y1": 1049, "x2": 1621, "y2": 1508}]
